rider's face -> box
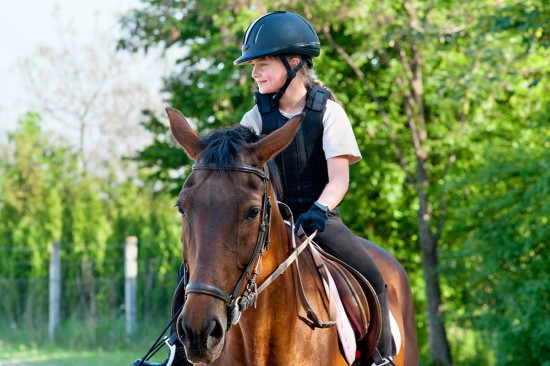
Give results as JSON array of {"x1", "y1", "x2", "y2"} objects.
[{"x1": 250, "y1": 57, "x2": 287, "y2": 94}]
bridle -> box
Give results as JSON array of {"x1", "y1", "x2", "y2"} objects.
[
  {"x1": 184, "y1": 163, "x2": 273, "y2": 328},
  {"x1": 184, "y1": 163, "x2": 336, "y2": 329},
  {"x1": 136, "y1": 162, "x2": 276, "y2": 366},
  {"x1": 135, "y1": 162, "x2": 331, "y2": 366}
]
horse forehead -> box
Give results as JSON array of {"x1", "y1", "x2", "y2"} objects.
[{"x1": 185, "y1": 170, "x2": 264, "y2": 203}]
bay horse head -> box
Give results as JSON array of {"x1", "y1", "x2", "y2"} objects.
[{"x1": 166, "y1": 107, "x2": 303, "y2": 364}]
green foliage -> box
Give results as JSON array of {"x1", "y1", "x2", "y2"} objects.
[
  {"x1": 442, "y1": 65, "x2": 550, "y2": 363},
  {"x1": 445, "y1": 145, "x2": 550, "y2": 363},
  {"x1": 0, "y1": 113, "x2": 69, "y2": 325},
  {"x1": 0, "y1": 0, "x2": 548, "y2": 364},
  {"x1": 0, "y1": 112, "x2": 182, "y2": 339},
  {"x1": 130, "y1": 110, "x2": 192, "y2": 195},
  {"x1": 117, "y1": 0, "x2": 550, "y2": 363}
]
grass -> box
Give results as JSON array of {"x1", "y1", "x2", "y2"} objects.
[
  {"x1": 0, "y1": 348, "x2": 132, "y2": 366},
  {"x1": 0, "y1": 315, "x2": 172, "y2": 366},
  {"x1": 0, "y1": 317, "x2": 496, "y2": 365},
  {"x1": 0, "y1": 345, "x2": 168, "y2": 366}
]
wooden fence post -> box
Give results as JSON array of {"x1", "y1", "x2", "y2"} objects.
[
  {"x1": 48, "y1": 241, "x2": 61, "y2": 341},
  {"x1": 125, "y1": 236, "x2": 138, "y2": 338}
]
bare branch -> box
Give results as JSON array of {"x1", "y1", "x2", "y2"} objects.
[
  {"x1": 394, "y1": 75, "x2": 425, "y2": 160},
  {"x1": 19, "y1": 14, "x2": 163, "y2": 176},
  {"x1": 393, "y1": 41, "x2": 415, "y2": 97},
  {"x1": 409, "y1": 42, "x2": 427, "y2": 141}
]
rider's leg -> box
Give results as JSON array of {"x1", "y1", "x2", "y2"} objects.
[
  {"x1": 133, "y1": 262, "x2": 190, "y2": 366},
  {"x1": 374, "y1": 285, "x2": 393, "y2": 363},
  {"x1": 171, "y1": 263, "x2": 191, "y2": 365},
  {"x1": 314, "y1": 210, "x2": 384, "y2": 293},
  {"x1": 315, "y1": 210, "x2": 393, "y2": 364}
]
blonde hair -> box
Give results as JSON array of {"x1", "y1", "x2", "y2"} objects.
[{"x1": 286, "y1": 55, "x2": 340, "y2": 104}]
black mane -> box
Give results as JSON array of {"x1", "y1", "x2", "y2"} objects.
[
  {"x1": 199, "y1": 125, "x2": 283, "y2": 198},
  {"x1": 200, "y1": 125, "x2": 258, "y2": 168}
]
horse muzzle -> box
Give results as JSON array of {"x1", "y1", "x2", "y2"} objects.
[{"x1": 176, "y1": 296, "x2": 228, "y2": 364}]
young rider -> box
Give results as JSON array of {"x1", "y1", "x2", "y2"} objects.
[
  {"x1": 135, "y1": 10, "x2": 393, "y2": 366},
  {"x1": 235, "y1": 11, "x2": 393, "y2": 366}
]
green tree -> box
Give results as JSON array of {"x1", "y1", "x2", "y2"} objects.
[
  {"x1": 0, "y1": 112, "x2": 182, "y2": 345},
  {"x1": 446, "y1": 145, "x2": 550, "y2": 364},
  {"x1": 0, "y1": 112, "x2": 68, "y2": 325},
  {"x1": 118, "y1": 0, "x2": 549, "y2": 364},
  {"x1": 441, "y1": 3, "x2": 550, "y2": 361}
]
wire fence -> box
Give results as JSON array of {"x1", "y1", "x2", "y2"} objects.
[{"x1": 0, "y1": 238, "x2": 182, "y2": 346}]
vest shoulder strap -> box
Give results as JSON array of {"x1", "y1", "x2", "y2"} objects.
[
  {"x1": 305, "y1": 84, "x2": 332, "y2": 112},
  {"x1": 255, "y1": 85, "x2": 332, "y2": 115}
]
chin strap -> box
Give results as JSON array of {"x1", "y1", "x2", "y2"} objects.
[{"x1": 273, "y1": 56, "x2": 306, "y2": 101}]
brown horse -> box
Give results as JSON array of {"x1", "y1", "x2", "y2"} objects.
[{"x1": 166, "y1": 107, "x2": 418, "y2": 365}]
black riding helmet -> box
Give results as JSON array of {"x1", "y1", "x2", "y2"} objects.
[
  {"x1": 234, "y1": 11, "x2": 321, "y2": 100},
  {"x1": 234, "y1": 11, "x2": 320, "y2": 65}
]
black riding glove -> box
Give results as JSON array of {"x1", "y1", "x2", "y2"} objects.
[{"x1": 295, "y1": 202, "x2": 329, "y2": 235}]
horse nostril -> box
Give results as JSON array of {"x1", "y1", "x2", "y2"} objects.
[
  {"x1": 176, "y1": 318, "x2": 188, "y2": 345},
  {"x1": 206, "y1": 319, "x2": 224, "y2": 349}
]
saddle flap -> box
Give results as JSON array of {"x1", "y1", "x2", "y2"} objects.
[
  {"x1": 312, "y1": 244, "x2": 383, "y2": 361},
  {"x1": 323, "y1": 258, "x2": 370, "y2": 339}
]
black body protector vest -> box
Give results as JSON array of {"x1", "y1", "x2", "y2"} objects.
[{"x1": 255, "y1": 84, "x2": 332, "y2": 214}]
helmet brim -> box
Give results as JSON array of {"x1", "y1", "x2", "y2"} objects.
[{"x1": 233, "y1": 44, "x2": 320, "y2": 65}]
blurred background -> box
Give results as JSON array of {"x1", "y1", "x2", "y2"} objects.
[{"x1": 0, "y1": 1, "x2": 548, "y2": 365}]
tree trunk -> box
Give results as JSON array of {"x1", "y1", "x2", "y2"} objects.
[
  {"x1": 402, "y1": 29, "x2": 454, "y2": 364},
  {"x1": 418, "y1": 191, "x2": 453, "y2": 365},
  {"x1": 322, "y1": 23, "x2": 454, "y2": 364}
]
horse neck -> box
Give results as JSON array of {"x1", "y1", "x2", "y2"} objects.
[
  {"x1": 254, "y1": 202, "x2": 296, "y2": 293},
  {"x1": 239, "y1": 207, "x2": 299, "y2": 319},
  {"x1": 262, "y1": 204, "x2": 292, "y2": 277},
  {"x1": 234, "y1": 206, "x2": 331, "y2": 358},
  {"x1": 255, "y1": 203, "x2": 316, "y2": 311}
]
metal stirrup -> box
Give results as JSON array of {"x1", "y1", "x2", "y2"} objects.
[
  {"x1": 164, "y1": 333, "x2": 177, "y2": 366},
  {"x1": 371, "y1": 355, "x2": 396, "y2": 366}
]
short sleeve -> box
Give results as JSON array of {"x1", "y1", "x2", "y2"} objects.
[
  {"x1": 240, "y1": 106, "x2": 262, "y2": 136},
  {"x1": 322, "y1": 100, "x2": 362, "y2": 164}
]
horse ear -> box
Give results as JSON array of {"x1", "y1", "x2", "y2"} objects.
[
  {"x1": 166, "y1": 107, "x2": 205, "y2": 161},
  {"x1": 247, "y1": 113, "x2": 304, "y2": 165}
]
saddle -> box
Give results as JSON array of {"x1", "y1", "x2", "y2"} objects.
[{"x1": 276, "y1": 201, "x2": 383, "y2": 363}]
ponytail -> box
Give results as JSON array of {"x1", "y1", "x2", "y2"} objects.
[
  {"x1": 284, "y1": 54, "x2": 342, "y2": 104},
  {"x1": 300, "y1": 61, "x2": 341, "y2": 104}
]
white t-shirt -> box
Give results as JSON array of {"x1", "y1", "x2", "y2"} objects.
[{"x1": 240, "y1": 99, "x2": 362, "y2": 164}]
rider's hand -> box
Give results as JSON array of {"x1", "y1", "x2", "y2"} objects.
[{"x1": 295, "y1": 202, "x2": 329, "y2": 235}]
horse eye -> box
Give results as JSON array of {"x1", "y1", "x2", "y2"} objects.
[
  {"x1": 175, "y1": 202, "x2": 185, "y2": 217},
  {"x1": 245, "y1": 207, "x2": 261, "y2": 221}
]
